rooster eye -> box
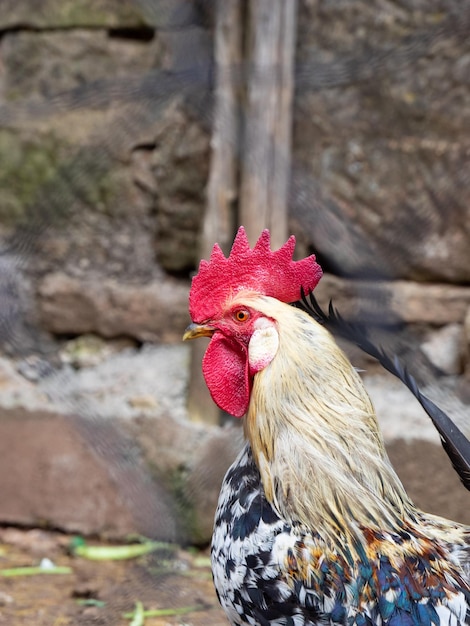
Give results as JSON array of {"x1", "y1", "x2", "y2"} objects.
[{"x1": 234, "y1": 309, "x2": 250, "y2": 323}]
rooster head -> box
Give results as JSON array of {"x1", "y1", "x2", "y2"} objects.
[{"x1": 183, "y1": 227, "x2": 323, "y2": 417}]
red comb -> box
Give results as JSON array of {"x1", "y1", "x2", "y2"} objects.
[{"x1": 189, "y1": 226, "x2": 323, "y2": 322}]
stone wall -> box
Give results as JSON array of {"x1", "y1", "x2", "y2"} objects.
[
  {"x1": 1, "y1": 1, "x2": 469, "y2": 332},
  {"x1": 292, "y1": 1, "x2": 470, "y2": 283},
  {"x1": 0, "y1": 0, "x2": 469, "y2": 542}
]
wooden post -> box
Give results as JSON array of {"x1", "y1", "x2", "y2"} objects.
[
  {"x1": 187, "y1": 0, "x2": 244, "y2": 424},
  {"x1": 239, "y1": 0, "x2": 297, "y2": 249},
  {"x1": 187, "y1": 0, "x2": 298, "y2": 423},
  {"x1": 201, "y1": 0, "x2": 244, "y2": 258}
]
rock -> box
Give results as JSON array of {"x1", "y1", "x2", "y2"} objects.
[
  {"x1": 464, "y1": 306, "x2": 470, "y2": 362},
  {"x1": 420, "y1": 324, "x2": 464, "y2": 375},
  {"x1": 37, "y1": 272, "x2": 190, "y2": 342},
  {"x1": 149, "y1": 101, "x2": 211, "y2": 273},
  {"x1": 0, "y1": 0, "x2": 206, "y2": 30},
  {"x1": 0, "y1": 357, "x2": 53, "y2": 412},
  {"x1": 1, "y1": 30, "x2": 166, "y2": 101},
  {"x1": 0, "y1": 343, "x2": 233, "y2": 544},
  {"x1": 387, "y1": 439, "x2": 470, "y2": 526},
  {"x1": 0, "y1": 527, "x2": 67, "y2": 557},
  {"x1": 388, "y1": 282, "x2": 470, "y2": 326},
  {"x1": 185, "y1": 425, "x2": 244, "y2": 543},
  {"x1": 127, "y1": 394, "x2": 160, "y2": 410},
  {"x1": 131, "y1": 413, "x2": 207, "y2": 483},
  {"x1": 0, "y1": 128, "x2": 67, "y2": 230},
  {"x1": 363, "y1": 372, "x2": 441, "y2": 445},
  {"x1": 39, "y1": 343, "x2": 191, "y2": 421},
  {"x1": 458, "y1": 306, "x2": 470, "y2": 402},
  {"x1": 0, "y1": 407, "x2": 178, "y2": 540},
  {"x1": 37, "y1": 272, "x2": 470, "y2": 345},
  {"x1": 315, "y1": 274, "x2": 470, "y2": 325},
  {"x1": 0, "y1": 0, "x2": 155, "y2": 29},
  {"x1": 59, "y1": 334, "x2": 137, "y2": 369},
  {"x1": 364, "y1": 370, "x2": 470, "y2": 524},
  {"x1": 292, "y1": 2, "x2": 470, "y2": 283},
  {"x1": 128, "y1": 413, "x2": 234, "y2": 544},
  {"x1": 0, "y1": 591, "x2": 13, "y2": 607},
  {"x1": 35, "y1": 341, "x2": 234, "y2": 544},
  {"x1": 0, "y1": 26, "x2": 210, "y2": 282}
]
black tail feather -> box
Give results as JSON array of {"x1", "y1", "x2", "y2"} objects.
[{"x1": 296, "y1": 290, "x2": 470, "y2": 492}]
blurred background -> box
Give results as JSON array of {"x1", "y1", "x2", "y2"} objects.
[{"x1": 0, "y1": 0, "x2": 469, "y2": 623}]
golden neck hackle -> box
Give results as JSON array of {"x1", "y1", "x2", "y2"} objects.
[{"x1": 243, "y1": 297, "x2": 416, "y2": 548}]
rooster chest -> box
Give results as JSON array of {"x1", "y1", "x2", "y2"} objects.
[
  {"x1": 211, "y1": 444, "x2": 323, "y2": 626},
  {"x1": 211, "y1": 444, "x2": 470, "y2": 626}
]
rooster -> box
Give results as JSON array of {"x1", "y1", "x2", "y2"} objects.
[{"x1": 183, "y1": 227, "x2": 470, "y2": 626}]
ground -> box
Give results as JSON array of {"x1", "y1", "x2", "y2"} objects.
[
  {"x1": 1, "y1": 437, "x2": 470, "y2": 625},
  {"x1": 0, "y1": 528, "x2": 227, "y2": 626}
]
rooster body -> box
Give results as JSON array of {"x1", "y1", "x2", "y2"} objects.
[
  {"x1": 184, "y1": 228, "x2": 470, "y2": 626},
  {"x1": 213, "y1": 445, "x2": 469, "y2": 626}
]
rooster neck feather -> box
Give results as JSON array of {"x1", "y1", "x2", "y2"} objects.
[{"x1": 242, "y1": 297, "x2": 417, "y2": 551}]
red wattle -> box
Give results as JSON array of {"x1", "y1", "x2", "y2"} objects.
[{"x1": 202, "y1": 333, "x2": 250, "y2": 418}]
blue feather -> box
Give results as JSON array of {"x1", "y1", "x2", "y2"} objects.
[{"x1": 378, "y1": 595, "x2": 396, "y2": 620}]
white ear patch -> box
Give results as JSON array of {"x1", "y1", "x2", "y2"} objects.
[{"x1": 248, "y1": 318, "x2": 279, "y2": 374}]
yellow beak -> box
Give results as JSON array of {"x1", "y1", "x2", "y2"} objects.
[{"x1": 183, "y1": 323, "x2": 215, "y2": 341}]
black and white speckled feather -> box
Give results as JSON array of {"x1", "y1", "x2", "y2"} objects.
[
  {"x1": 212, "y1": 443, "x2": 315, "y2": 626},
  {"x1": 212, "y1": 443, "x2": 470, "y2": 626}
]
